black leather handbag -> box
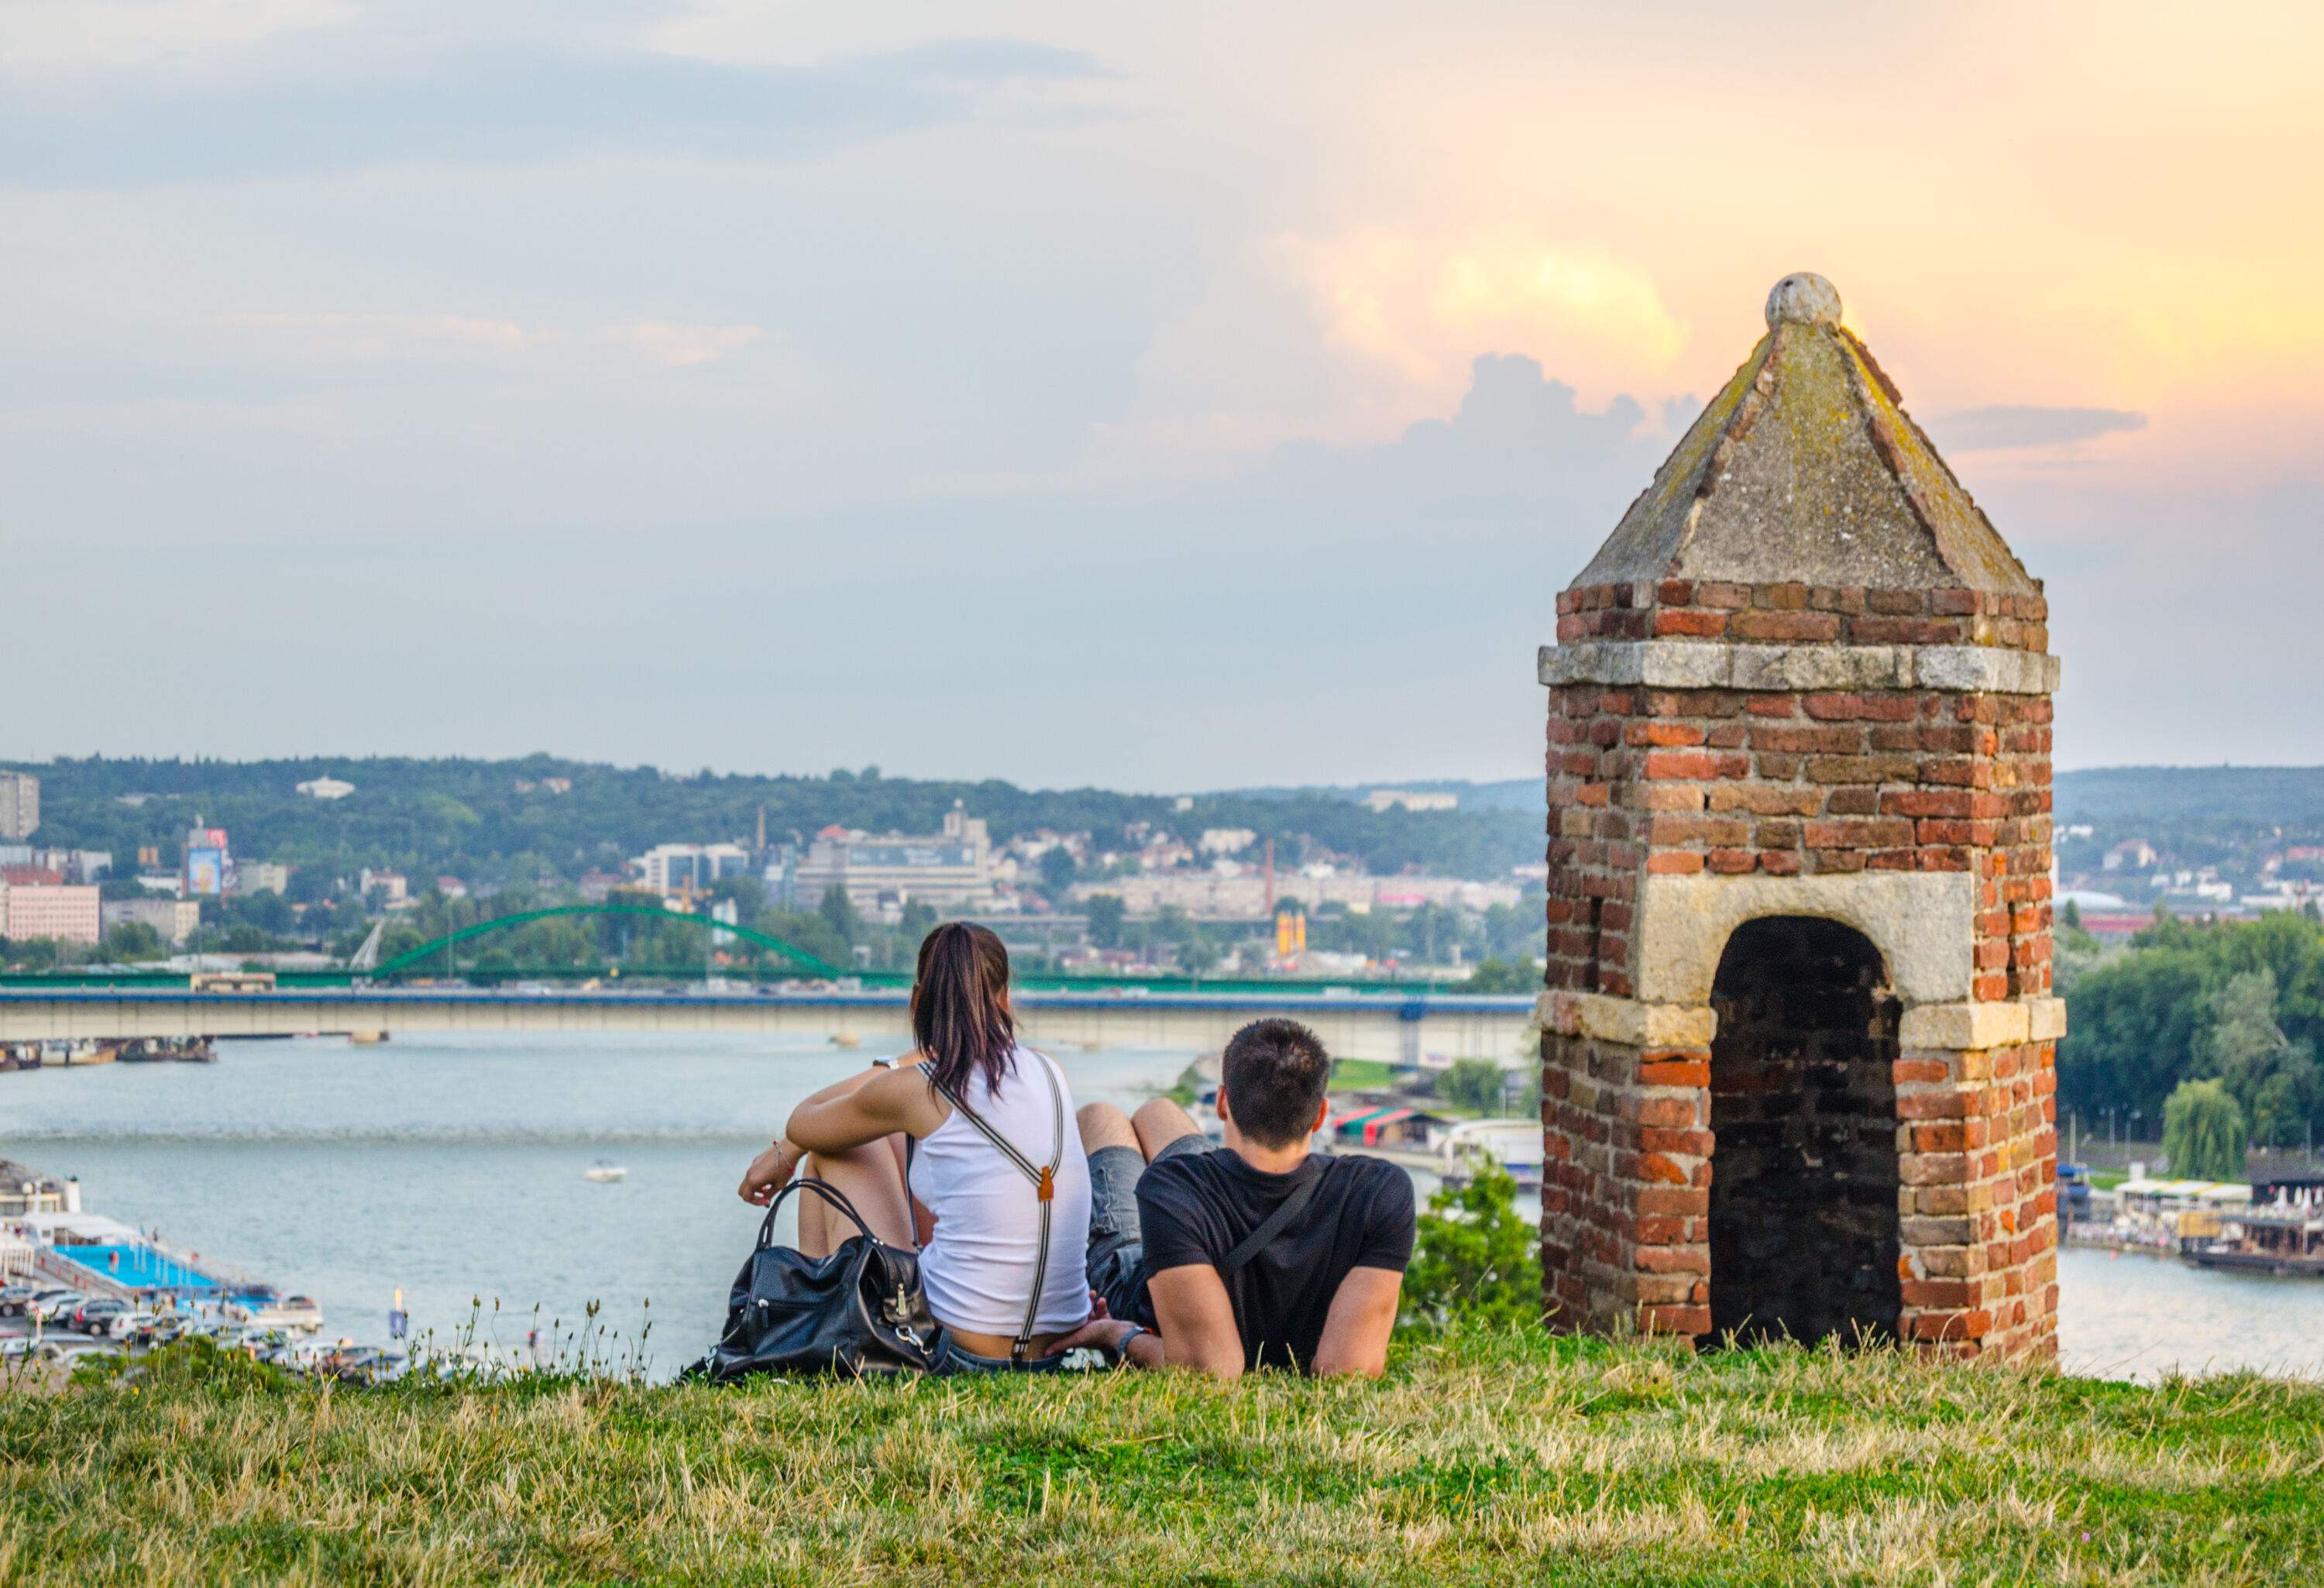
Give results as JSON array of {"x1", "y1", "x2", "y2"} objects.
[{"x1": 690, "y1": 1177, "x2": 941, "y2": 1380}]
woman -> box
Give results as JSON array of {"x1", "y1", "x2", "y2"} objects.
[{"x1": 736, "y1": 922, "x2": 1094, "y2": 1371}]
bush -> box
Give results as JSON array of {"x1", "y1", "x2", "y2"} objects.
[
  {"x1": 1437, "y1": 1057, "x2": 1508, "y2": 1115},
  {"x1": 1401, "y1": 1157, "x2": 1542, "y2": 1328}
]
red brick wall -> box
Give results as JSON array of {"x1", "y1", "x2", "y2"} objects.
[{"x1": 1554, "y1": 579, "x2": 2051, "y2": 653}]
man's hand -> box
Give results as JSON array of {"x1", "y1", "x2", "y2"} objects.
[
  {"x1": 737, "y1": 1139, "x2": 801, "y2": 1205},
  {"x1": 1057, "y1": 1315, "x2": 1162, "y2": 1367},
  {"x1": 1058, "y1": 1316, "x2": 1138, "y2": 1354}
]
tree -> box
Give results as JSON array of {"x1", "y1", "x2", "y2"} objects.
[
  {"x1": 2163, "y1": 1079, "x2": 2247, "y2": 1180},
  {"x1": 818, "y1": 885, "x2": 865, "y2": 948},
  {"x1": 2196, "y1": 969, "x2": 2319, "y2": 1147},
  {"x1": 2061, "y1": 897, "x2": 2082, "y2": 930},
  {"x1": 1085, "y1": 893, "x2": 1126, "y2": 950},
  {"x1": 1401, "y1": 1159, "x2": 1542, "y2": 1330},
  {"x1": 897, "y1": 899, "x2": 938, "y2": 954},
  {"x1": 1463, "y1": 957, "x2": 1538, "y2": 994},
  {"x1": 1439, "y1": 1057, "x2": 1509, "y2": 1115},
  {"x1": 99, "y1": 920, "x2": 163, "y2": 961},
  {"x1": 1038, "y1": 846, "x2": 1078, "y2": 899}
]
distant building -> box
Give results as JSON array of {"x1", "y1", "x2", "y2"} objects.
[
  {"x1": 183, "y1": 823, "x2": 229, "y2": 898},
  {"x1": 0, "y1": 773, "x2": 37, "y2": 840},
  {"x1": 235, "y1": 861, "x2": 290, "y2": 895},
  {"x1": 0, "y1": 882, "x2": 101, "y2": 944},
  {"x1": 2102, "y1": 839, "x2": 2157, "y2": 871},
  {"x1": 1198, "y1": 828, "x2": 1257, "y2": 857},
  {"x1": 792, "y1": 803, "x2": 998, "y2": 915},
  {"x1": 28, "y1": 847, "x2": 110, "y2": 885},
  {"x1": 101, "y1": 896, "x2": 201, "y2": 947},
  {"x1": 633, "y1": 842, "x2": 753, "y2": 895},
  {"x1": 435, "y1": 875, "x2": 469, "y2": 899},
  {"x1": 360, "y1": 868, "x2": 409, "y2": 905},
  {"x1": 296, "y1": 776, "x2": 356, "y2": 800},
  {"x1": 541, "y1": 777, "x2": 572, "y2": 794},
  {"x1": 576, "y1": 869, "x2": 625, "y2": 903},
  {"x1": 1363, "y1": 789, "x2": 1458, "y2": 813}
]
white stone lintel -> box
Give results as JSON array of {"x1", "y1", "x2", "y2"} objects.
[
  {"x1": 1898, "y1": 999, "x2": 2046, "y2": 1051},
  {"x1": 1538, "y1": 640, "x2": 2060, "y2": 696},
  {"x1": 1539, "y1": 990, "x2": 1717, "y2": 1049}
]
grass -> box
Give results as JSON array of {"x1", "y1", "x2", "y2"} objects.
[
  {"x1": 1329, "y1": 1058, "x2": 1402, "y2": 1091},
  {"x1": 2, "y1": 1332, "x2": 2321, "y2": 1585}
]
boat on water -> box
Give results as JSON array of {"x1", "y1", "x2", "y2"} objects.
[
  {"x1": 583, "y1": 1160, "x2": 627, "y2": 1183},
  {"x1": 2182, "y1": 1199, "x2": 2324, "y2": 1279}
]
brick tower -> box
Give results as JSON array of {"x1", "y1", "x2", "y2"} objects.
[{"x1": 1536, "y1": 273, "x2": 2061, "y2": 1359}]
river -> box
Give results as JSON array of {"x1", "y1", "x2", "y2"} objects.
[{"x1": 4, "y1": 1033, "x2": 2317, "y2": 1382}]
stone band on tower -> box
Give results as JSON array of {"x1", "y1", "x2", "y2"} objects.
[{"x1": 1537, "y1": 274, "x2": 2061, "y2": 1359}]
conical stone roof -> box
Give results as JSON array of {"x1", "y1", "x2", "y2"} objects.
[{"x1": 1574, "y1": 273, "x2": 2037, "y2": 596}]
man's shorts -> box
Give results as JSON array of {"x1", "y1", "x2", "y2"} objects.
[{"x1": 1084, "y1": 1133, "x2": 1212, "y2": 1328}]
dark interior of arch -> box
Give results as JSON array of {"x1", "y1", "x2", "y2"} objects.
[{"x1": 1707, "y1": 915, "x2": 1902, "y2": 1346}]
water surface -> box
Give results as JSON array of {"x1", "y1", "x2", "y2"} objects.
[{"x1": 5, "y1": 1035, "x2": 2317, "y2": 1381}]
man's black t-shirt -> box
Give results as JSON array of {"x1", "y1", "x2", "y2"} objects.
[{"x1": 1133, "y1": 1149, "x2": 1415, "y2": 1371}]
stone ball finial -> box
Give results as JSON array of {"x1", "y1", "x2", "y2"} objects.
[{"x1": 1765, "y1": 272, "x2": 1842, "y2": 328}]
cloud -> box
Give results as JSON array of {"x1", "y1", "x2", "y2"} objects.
[
  {"x1": 225, "y1": 312, "x2": 528, "y2": 359},
  {"x1": 1274, "y1": 232, "x2": 1689, "y2": 407},
  {"x1": 0, "y1": 0, "x2": 354, "y2": 69},
  {"x1": 606, "y1": 321, "x2": 765, "y2": 367},
  {"x1": 0, "y1": 39, "x2": 1113, "y2": 188},
  {"x1": 1925, "y1": 404, "x2": 2148, "y2": 452}
]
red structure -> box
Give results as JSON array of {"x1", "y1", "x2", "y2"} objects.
[{"x1": 1536, "y1": 274, "x2": 2062, "y2": 1359}]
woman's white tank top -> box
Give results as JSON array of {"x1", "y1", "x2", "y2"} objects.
[{"x1": 907, "y1": 1047, "x2": 1092, "y2": 1337}]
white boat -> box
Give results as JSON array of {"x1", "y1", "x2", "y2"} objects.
[{"x1": 583, "y1": 1160, "x2": 627, "y2": 1184}]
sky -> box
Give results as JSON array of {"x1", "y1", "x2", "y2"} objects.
[{"x1": 3, "y1": 1, "x2": 2320, "y2": 790}]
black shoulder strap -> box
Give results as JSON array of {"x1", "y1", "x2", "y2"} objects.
[{"x1": 1219, "y1": 1158, "x2": 1328, "y2": 1278}]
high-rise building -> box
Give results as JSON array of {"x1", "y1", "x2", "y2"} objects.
[{"x1": 0, "y1": 773, "x2": 37, "y2": 840}]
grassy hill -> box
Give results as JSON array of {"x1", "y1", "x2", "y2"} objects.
[{"x1": 3, "y1": 1331, "x2": 2318, "y2": 1585}]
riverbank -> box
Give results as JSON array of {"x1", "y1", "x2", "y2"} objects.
[{"x1": 5, "y1": 1329, "x2": 2320, "y2": 1585}]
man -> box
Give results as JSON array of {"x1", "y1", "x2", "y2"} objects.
[{"x1": 1063, "y1": 1017, "x2": 1414, "y2": 1376}]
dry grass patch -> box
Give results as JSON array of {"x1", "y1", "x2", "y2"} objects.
[{"x1": 0, "y1": 1331, "x2": 2319, "y2": 1584}]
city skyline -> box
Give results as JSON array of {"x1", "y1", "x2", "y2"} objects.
[{"x1": 5, "y1": 3, "x2": 2321, "y2": 785}]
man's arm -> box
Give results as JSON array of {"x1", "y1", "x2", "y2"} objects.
[
  {"x1": 1145, "y1": 1264, "x2": 1247, "y2": 1378},
  {"x1": 1306, "y1": 1267, "x2": 1402, "y2": 1377}
]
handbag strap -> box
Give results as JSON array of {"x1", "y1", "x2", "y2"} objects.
[
  {"x1": 759, "y1": 1175, "x2": 879, "y2": 1252},
  {"x1": 918, "y1": 1051, "x2": 1064, "y2": 1363},
  {"x1": 1219, "y1": 1157, "x2": 1328, "y2": 1277}
]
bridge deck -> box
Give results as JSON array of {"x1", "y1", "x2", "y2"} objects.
[{"x1": 0, "y1": 988, "x2": 1542, "y2": 1066}]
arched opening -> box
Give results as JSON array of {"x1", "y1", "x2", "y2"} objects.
[{"x1": 1707, "y1": 916, "x2": 1902, "y2": 1346}]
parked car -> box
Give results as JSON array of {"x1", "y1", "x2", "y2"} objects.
[
  {"x1": 68, "y1": 1299, "x2": 132, "y2": 1335},
  {"x1": 0, "y1": 1284, "x2": 48, "y2": 1317},
  {"x1": 31, "y1": 1292, "x2": 89, "y2": 1326},
  {"x1": 124, "y1": 1314, "x2": 174, "y2": 1346},
  {"x1": 1, "y1": 1337, "x2": 119, "y2": 1367}
]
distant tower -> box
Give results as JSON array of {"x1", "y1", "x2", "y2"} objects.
[{"x1": 1536, "y1": 274, "x2": 2062, "y2": 1359}]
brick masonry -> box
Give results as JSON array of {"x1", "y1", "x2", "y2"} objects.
[{"x1": 1537, "y1": 277, "x2": 2060, "y2": 1362}]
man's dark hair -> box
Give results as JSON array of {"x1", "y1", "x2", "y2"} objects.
[{"x1": 1220, "y1": 1019, "x2": 1332, "y2": 1148}]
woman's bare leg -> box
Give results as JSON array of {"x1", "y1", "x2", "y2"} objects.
[{"x1": 796, "y1": 1140, "x2": 915, "y2": 1257}]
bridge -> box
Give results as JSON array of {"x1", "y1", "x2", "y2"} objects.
[
  {"x1": 0, "y1": 902, "x2": 1539, "y2": 1062},
  {"x1": 0, "y1": 985, "x2": 1539, "y2": 1066}
]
